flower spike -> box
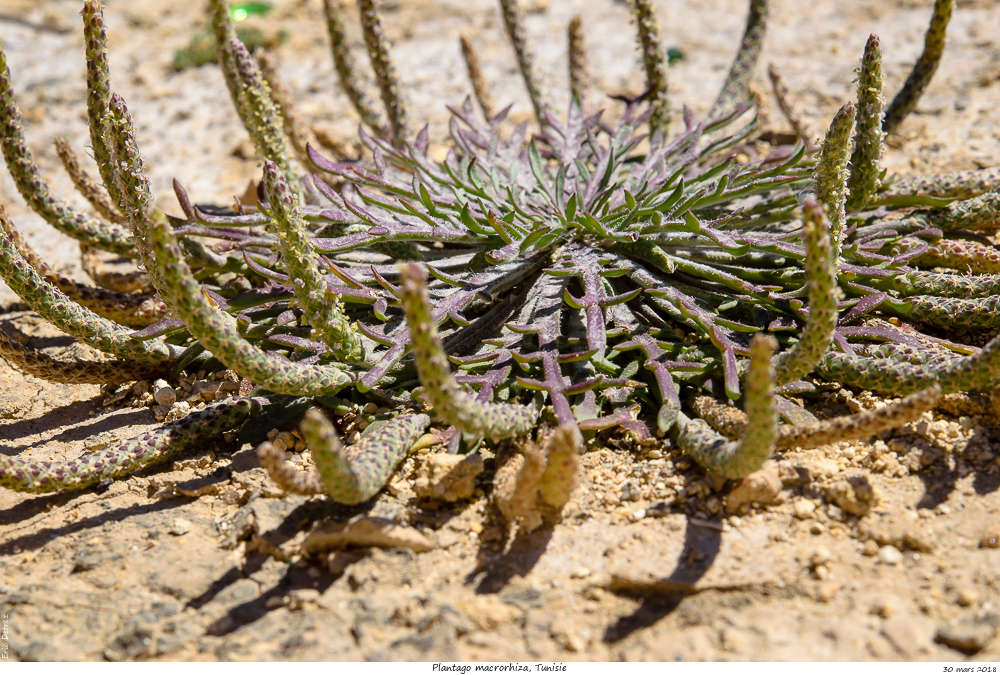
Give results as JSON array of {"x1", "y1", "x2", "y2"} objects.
[
  {"x1": 261, "y1": 160, "x2": 365, "y2": 363},
  {"x1": 773, "y1": 197, "x2": 839, "y2": 385},
  {"x1": 846, "y1": 34, "x2": 886, "y2": 211},
  {"x1": 676, "y1": 334, "x2": 777, "y2": 479},
  {"x1": 322, "y1": 0, "x2": 386, "y2": 133},
  {"x1": 398, "y1": 263, "x2": 536, "y2": 440},
  {"x1": 813, "y1": 101, "x2": 856, "y2": 252},
  {"x1": 629, "y1": 0, "x2": 669, "y2": 133},
  {"x1": 358, "y1": 0, "x2": 408, "y2": 145},
  {"x1": 0, "y1": 44, "x2": 134, "y2": 255},
  {"x1": 498, "y1": 0, "x2": 550, "y2": 124},
  {"x1": 0, "y1": 398, "x2": 255, "y2": 494},
  {"x1": 883, "y1": 0, "x2": 954, "y2": 134},
  {"x1": 303, "y1": 408, "x2": 429, "y2": 504}
]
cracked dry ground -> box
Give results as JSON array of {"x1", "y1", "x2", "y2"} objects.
[{"x1": 2, "y1": 0, "x2": 1000, "y2": 662}]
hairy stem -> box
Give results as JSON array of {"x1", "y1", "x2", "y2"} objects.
[
  {"x1": 883, "y1": 0, "x2": 954, "y2": 134},
  {"x1": 398, "y1": 263, "x2": 536, "y2": 440}
]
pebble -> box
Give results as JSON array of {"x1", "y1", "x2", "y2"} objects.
[
  {"x1": 979, "y1": 524, "x2": 1000, "y2": 549},
  {"x1": 551, "y1": 628, "x2": 585, "y2": 653},
  {"x1": 935, "y1": 613, "x2": 999, "y2": 654},
  {"x1": 809, "y1": 546, "x2": 832, "y2": 566},
  {"x1": 808, "y1": 546, "x2": 832, "y2": 580},
  {"x1": 878, "y1": 545, "x2": 903, "y2": 565},
  {"x1": 870, "y1": 598, "x2": 895, "y2": 618},
  {"x1": 412, "y1": 453, "x2": 484, "y2": 501},
  {"x1": 164, "y1": 400, "x2": 192, "y2": 423},
  {"x1": 793, "y1": 498, "x2": 816, "y2": 519},
  {"x1": 620, "y1": 481, "x2": 639, "y2": 502},
  {"x1": 777, "y1": 461, "x2": 805, "y2": 486},
  {"x1": 725, "y1": 462, "x2": 782, "y2": 513},
  {"x1": 191, "y1": 380, "x2": 221, "y2": 402},
  {"x1": 824, "y1": 476, "x2": 877, "y2": 517},
  {"x1": 956, "y1": 589, "x2": 978, "y2": 608},
  {"x1": 168, "y1": 518, "x2": 191, "y2": 536},
  {"x1": 804, "y1": 458, "x2": 839, "y2": 479},
  {"x1": 816, "y1": 581, "x2": 839, "y2": 603}
]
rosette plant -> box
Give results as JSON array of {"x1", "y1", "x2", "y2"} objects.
[{"x1": 1, "y1": 0, "x2": 996, "y2": 510}]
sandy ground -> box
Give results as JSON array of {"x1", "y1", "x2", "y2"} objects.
[{"x1": 1, "y1": 0, "x2": 1000, "y2": 661}]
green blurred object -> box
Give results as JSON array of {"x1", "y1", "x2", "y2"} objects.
[
  {"x1": 172, "y1": 24, "x2": 287, "y2": 71},
  {"x1": 666, "y1": 46, "x2": 684, "y2": 65},
  {"x1": 231, "y1": 2, "x2": 273, "y2": 22}
]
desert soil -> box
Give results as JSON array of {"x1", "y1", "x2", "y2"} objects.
[{"x1": 1, "y1": 0, "x2": 1000, "y2": 661}]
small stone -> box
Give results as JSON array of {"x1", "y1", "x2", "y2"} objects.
[
  {"x1": 956, "y1": 589, "x2": 978, "y2": 608},
  {"x1": 809, "y1": 546, "x2": 832, "y2": 566},
  {"x1": 777, "y1": 461, "x2": 805, "y2": 486},
  {"x1": 870, "y1": 598, "x2": 895, "y2": 618},
  {"x1": 824, "y1": 476, "x2": 877, "y2": 517},
  {"x1": 807, "y1": 546, "x2": 832, "y2": 580},
  {"x1": 570, "y1": 567, "x2": 590, "y2": 579},
  {"x1": 878, "y1": 545, "x2": 903, "y2": 565},
  {"x1": 153, "y1": 380, "x2": 176, "y2": 407},
  {"x1": 793, "y1": 498, "x2": 816, "y2": 519},
  {"x1": 935, "y1": 613, "x2": 999, "y2": 654},
  {"x1": 725, "y1": 461, "x2": 782, "y2": 513},
  {"x1": 191, "y1": 380, "x2": 221, "y2": 402},
  {"x1": 816, "y1": 581, "x2": 838, "y2": 603},
  {"x1": 551, "y1": 628, "x2": 585, "y2": 653},
  {"x1": 804, "y1": 458, "x2": 839, "y2": 479},
  {"x1": 620, "y1": 480, "x2": 639, "y2": 502},
  {"x1": 216, "y1": 505, "x2": 256, "y2": 549},
  {"x1": 979, "y1": 524, "x2": 1000, "y2": 549},
  {"x1": 412, "y1": 453, "x2": 484, "y2": 501},
  {"x1": 862, "y1": 539, "x2": 879, "y2": 556},
  {"x1": 168, "y1": 518, "x2": 191, "y2": 536},
  {"x1": 164, "y1": 400, "x2": 191, "y2": 423}
]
